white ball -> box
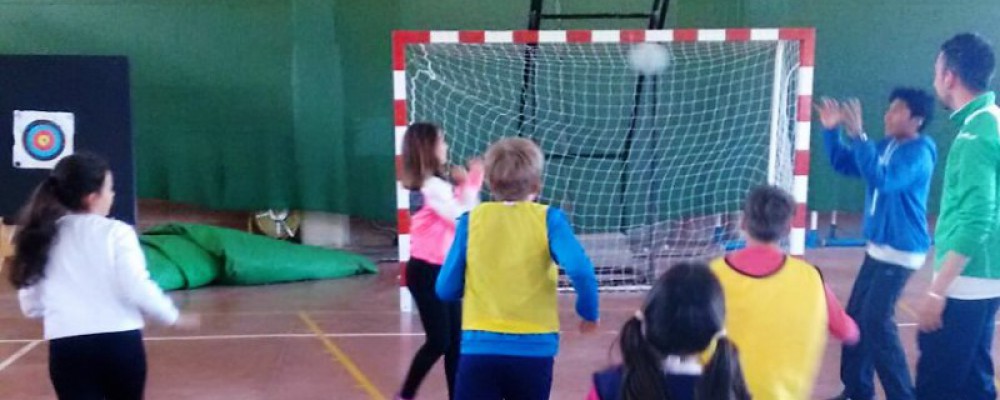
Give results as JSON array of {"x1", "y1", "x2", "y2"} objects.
[{"x1": 628, "y1": 43, "x2": 671, "y2": 75}]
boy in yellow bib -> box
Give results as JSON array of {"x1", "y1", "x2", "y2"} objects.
[
  {"x1": 436, "y1": 138, "x2": 600, "y2": 400},
  {"x1": 711, "y1": 186, "x2": 858, "y2": 399}
]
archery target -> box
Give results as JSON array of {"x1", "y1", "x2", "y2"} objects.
[{"x1": 12, "y1": 111, "x2": 75, "y2": 169}]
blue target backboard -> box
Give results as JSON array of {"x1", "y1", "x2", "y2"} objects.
[{"x1": 0, "y1": 56, "x2": 135, "y2": 225}]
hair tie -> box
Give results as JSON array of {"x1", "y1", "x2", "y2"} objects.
[
  {"x1": 713, "y1": 329, "x2": 727, "y2": 340},
  {"x1": 633, "y1": 310, "x2": 645, "y2": 322}
]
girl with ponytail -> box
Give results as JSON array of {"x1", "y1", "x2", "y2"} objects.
[
  {"x1": 588, "y1": 262, "x2": 750, "y2": 400},
  {"x1": 9, "y1": 153, "x2": 198, "y2": 399}
]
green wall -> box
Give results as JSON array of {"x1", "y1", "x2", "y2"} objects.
[
  {"x1": 2, "y1": 0, "x2": 999, "y2": 221},
  {"x1": 0, "y1": 1, "x2": 299, "y2": 208},
  {"x1": 739, "y1": 0, "x2": 1000, "y2": 214}
]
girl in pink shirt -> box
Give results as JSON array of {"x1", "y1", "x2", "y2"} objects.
[{"x1": 397, "y1": 122, "x2": 482, "y2": 400}]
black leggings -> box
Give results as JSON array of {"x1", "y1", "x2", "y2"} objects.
[
  {"x1": 49, "y1": 330, "x2": 147, "y2": 400},
  {"x1": 399, "y1": 258, "x2": 462, "y2": 399}
]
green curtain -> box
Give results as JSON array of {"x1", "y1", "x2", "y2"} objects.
[{"x1": 2, "y1": 0, "x2": 997, "y2": 220}]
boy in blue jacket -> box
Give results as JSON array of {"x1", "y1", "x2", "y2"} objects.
[{"x1": 818, "y1": 88, "x2": 937, "y2": 400}]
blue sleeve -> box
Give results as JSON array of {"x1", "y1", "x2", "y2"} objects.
[
  {"x1": 436, "y1": 213, "x2": 469, "y2": 301},
  {"x1": 823, "y1": 127, "x2": 862, "y2": 177},
  {"x1": 547, "y1": 207, "x2": 600, "y2": 322},
  {"x1": 851, "y1": 137, "x2": 935, "y2": 194}
]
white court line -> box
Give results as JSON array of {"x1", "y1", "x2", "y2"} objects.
[
  {"x1": 1, "y1": 322, "x2": 993, "y2": 347},
  {"x1": 143, "y1": 332, "x2": 431, "y2": 341},
  {"x1": 0, "y1": 340, "x2": 40, "y2": 372},
  {"x1": 0, "y1": 330, "x2": 620, "y2": 345},
  {"x1": 1, "y1": 320, "x2": 998, "y2": 344},
  {"x1": 898, "y1": 321, "x2": 1000, "y2": 328},
  {"x1": 0, "y1": 333, "x2": 414, "y2": 344},
  {"x1": 93, "y1": 306, "x2": 645, "y2": 318}
]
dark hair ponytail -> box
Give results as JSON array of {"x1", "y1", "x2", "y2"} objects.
[
  {"x1": 698, "y1": 337, "x2": 750, "y2": 400},
  {"x1": 8, "y1": 153, "x2": 110, "y2": 288},
  {"x1": 619, "y1": 316, "x2": 667, "y2": 400},
  {"x1": 613, "y1": 262, "x2": 750, "y2": 400}
]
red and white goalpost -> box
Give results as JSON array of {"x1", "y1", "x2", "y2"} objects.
[{"x1": 392, "y1": 28, "x2": 815, "y2": 312}]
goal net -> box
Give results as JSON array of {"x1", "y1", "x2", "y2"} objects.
[{"x1": 393, "y1": 29, "x2": 813, "y2": 297}]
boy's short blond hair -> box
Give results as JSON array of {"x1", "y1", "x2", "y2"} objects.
[{"x1": 485, "y1": 138, "x2": 544, "y2": 201}]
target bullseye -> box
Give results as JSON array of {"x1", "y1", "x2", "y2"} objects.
[
  {"x1": 34, "y1": 131, "x2": 55, "y2": 151},
  {"x1": 23, "y1": 121, "x2": 66, "y2": 161},
  {"x1": 13, "y1": 111, "x2": 75, "y2": 169}
]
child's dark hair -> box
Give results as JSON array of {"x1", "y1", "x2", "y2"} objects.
[
  {"x1": 400, "y1": 122, "x2": 443, "y2": 190},
  {"x1": 743, "y1": 185, "x2": 794, "y2": 243},
  {"x1": 617, "y1": 262, "x2": 749, "y2": 400},
  {"x1": 941, "y1": 33, "x2": 996, "y2": 92},
  {"x1": 889, "y1": 87, "x2": 935, "y2": 130},
  {"x1": 8, "y1": 153, "x2": 110, "y2": 288}
]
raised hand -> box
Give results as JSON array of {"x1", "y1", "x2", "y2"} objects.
[
  {"x1": 814, "y1": 97, "x2": 844, "y2": 129},
  {"x1": 841, "y1": 98, "x2": 865, "y2": 137},
  {"x1": 450, "y1": 165, "x2": 469, "y2": 185}
]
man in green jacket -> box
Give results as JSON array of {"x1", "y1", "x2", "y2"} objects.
[{"x1": 917, "y1": 32, "x2": 1000, "y2": 400}]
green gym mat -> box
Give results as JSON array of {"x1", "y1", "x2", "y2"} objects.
[{"x1": 141, "y1": 223, "x2": 377, "y2": 290}]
